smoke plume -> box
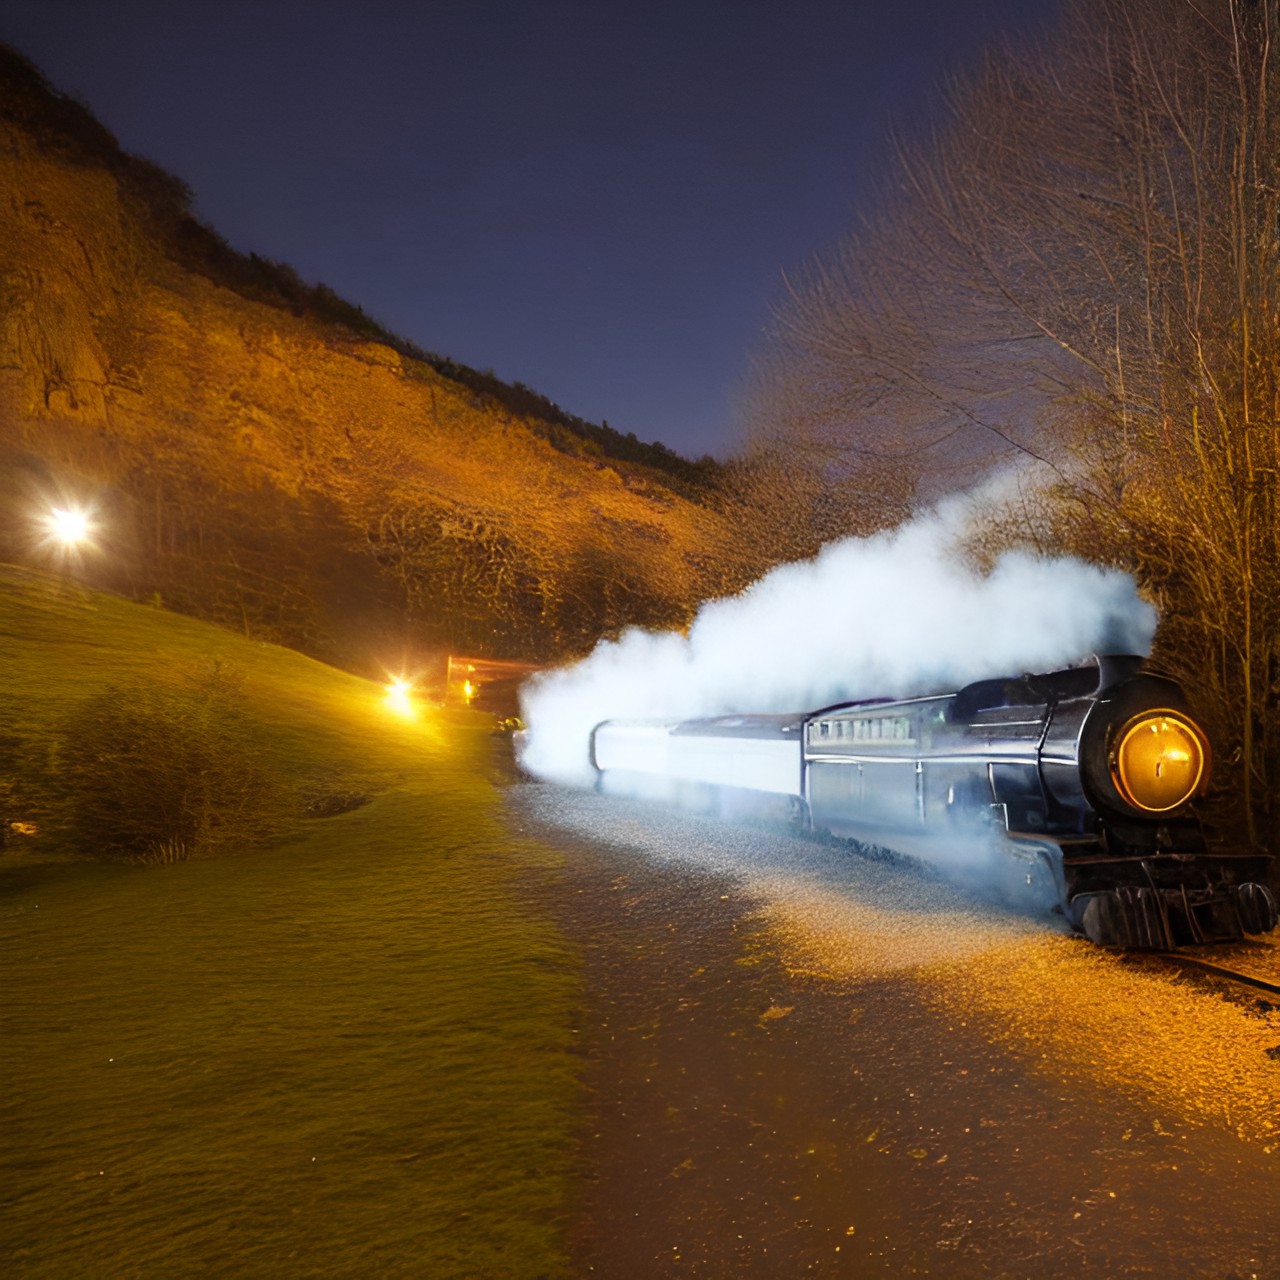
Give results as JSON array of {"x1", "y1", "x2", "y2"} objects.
[{"x1": 518, "y1": 491, "x2": 1157, "y2": 785}]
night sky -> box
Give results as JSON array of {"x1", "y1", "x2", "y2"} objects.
[{"x1": 5, "y1": 0, "x2": 1060, "y2": 459}]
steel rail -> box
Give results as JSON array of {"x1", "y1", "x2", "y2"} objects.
[{"x1": 1158, "y1": 953, "x2": 1280, "y2": 998}]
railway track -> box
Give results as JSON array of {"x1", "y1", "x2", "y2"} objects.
[
  {"x1": 1153, "y1": 946, "x2": 1280, "y2": 1000},
  {"x1": 1163, "y1": 955, "x2": 1280, "y2": 998}
]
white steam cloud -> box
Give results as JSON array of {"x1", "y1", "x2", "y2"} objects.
[{"x1": 518, "y1": 490, "x2": 1157, "y2": 786}]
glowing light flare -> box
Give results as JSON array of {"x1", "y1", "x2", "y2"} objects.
[
  {"x1": 35, "y1": 501, "x2": 99, "y2": 557},
  {"x1": 462, "y1": 679, "x2": 476, "y2": 702},
  {"x1": 384, "y1": 677, "x2": 416, "y2": 717},
  {"x1": 1111, "y1": 712, "x2": 1209, "y2": 813},
  {"x1": 49, "y1": 506, "x2": 91, "y2": 545}
]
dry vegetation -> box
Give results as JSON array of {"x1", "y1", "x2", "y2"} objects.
[{"x1": 747, "y1": 0, "x2": 1280, "y2": 852}]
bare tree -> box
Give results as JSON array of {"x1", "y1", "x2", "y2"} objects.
[{"x1": 751, "y1": 0, "x2": 1280, "y2": 847}]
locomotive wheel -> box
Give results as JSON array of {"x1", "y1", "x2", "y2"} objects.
[
  {"x1": 1079, "y1": 890, "x2": 1170, "y2": 949},
  {"x1": 1237, "y1": 882, "x2": 1279, "y2": 935},
  {"x1": 1080, "y1": 894, "x2": 1122, "y2": 947}
]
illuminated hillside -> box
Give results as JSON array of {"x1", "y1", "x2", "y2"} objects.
[{"x1": 0, "y1": 45, "x2": 761, "y2": 669}]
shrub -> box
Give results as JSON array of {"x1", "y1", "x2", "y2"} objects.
[{"x1": 59, "y1": 662, "x2": 286, "y2": 860}]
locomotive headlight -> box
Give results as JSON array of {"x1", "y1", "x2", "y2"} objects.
[{"x1": 1110, "y1": 712, "x2": 1210, "y2": 813}]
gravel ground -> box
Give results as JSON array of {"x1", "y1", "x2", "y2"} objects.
[
  {"x1": 516, "y1": 782, "x2": 1051, "y2": 965},
  {"x1": 512, "y1": 780, "x2": 1280, "y2": 1278}
]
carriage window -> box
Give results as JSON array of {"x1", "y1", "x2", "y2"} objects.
[{"x1": 840, "y1": 715, "x2": 914, "y2": 743}]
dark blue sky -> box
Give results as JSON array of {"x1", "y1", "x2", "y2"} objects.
[{"x1": 6, "y1": 0, "x2": 1060, "y2": 459}]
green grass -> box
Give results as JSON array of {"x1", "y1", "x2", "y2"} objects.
[
  {"x1": 0, "y1": 567, "x2": 440, "y2": 806},
  {"x1": 0, "y1": 565, "x2": 579, "y2": 1277}
]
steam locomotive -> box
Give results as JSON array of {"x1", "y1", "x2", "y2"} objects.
[{"x1": 590, "y1": 655, "x2": 1278, "y2": 949}]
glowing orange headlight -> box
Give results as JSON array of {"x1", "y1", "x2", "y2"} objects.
[{"x1": 1110, "y1": 711, "x2": 1210, "y2": 813}]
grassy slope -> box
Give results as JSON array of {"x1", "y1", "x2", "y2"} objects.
[{"x1": 0, "y1": 565, "x2": 578, "y2": 1277}]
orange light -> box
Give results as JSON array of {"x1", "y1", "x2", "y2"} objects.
[
  {"x1": 384, "y1": 677, "x2": 415, "y2": 717},
  {"x1": 1111, "y1": 711, "x2": 1210, "y2": 813}
]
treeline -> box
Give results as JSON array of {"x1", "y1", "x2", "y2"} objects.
[
  {"x1": 0, "y1": 43, "x2": 718, "y2": 496},
  {"x1": 425, "y1": 363, "x2": 721, "y2": 495},
  {"x1": 748, "y1": 0, "x2": 1280, "y2": 852}
]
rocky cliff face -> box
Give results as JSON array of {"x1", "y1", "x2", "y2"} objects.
[{"x1": 0, "y1": 48, "x2": 756, "y2": 670}]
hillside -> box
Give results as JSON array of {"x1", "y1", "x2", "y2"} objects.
[
  {"x1": 0, "y1": 562, "x2": 579, "y2": 1274},
  {"x1": 0, "y1": 46, "x2": 762, "y2": 670}
]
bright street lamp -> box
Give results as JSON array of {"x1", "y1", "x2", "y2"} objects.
[
  {"x1": 45, "y1": 505, "x2": 93, "y2": 547},
  {"x1": 384, "y1": 677, "x2": 415, "y2": 717}
]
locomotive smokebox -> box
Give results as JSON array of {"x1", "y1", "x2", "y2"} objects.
[{"x1": 1076, "y1": 672, "x2": 1211, "y2": 824}]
